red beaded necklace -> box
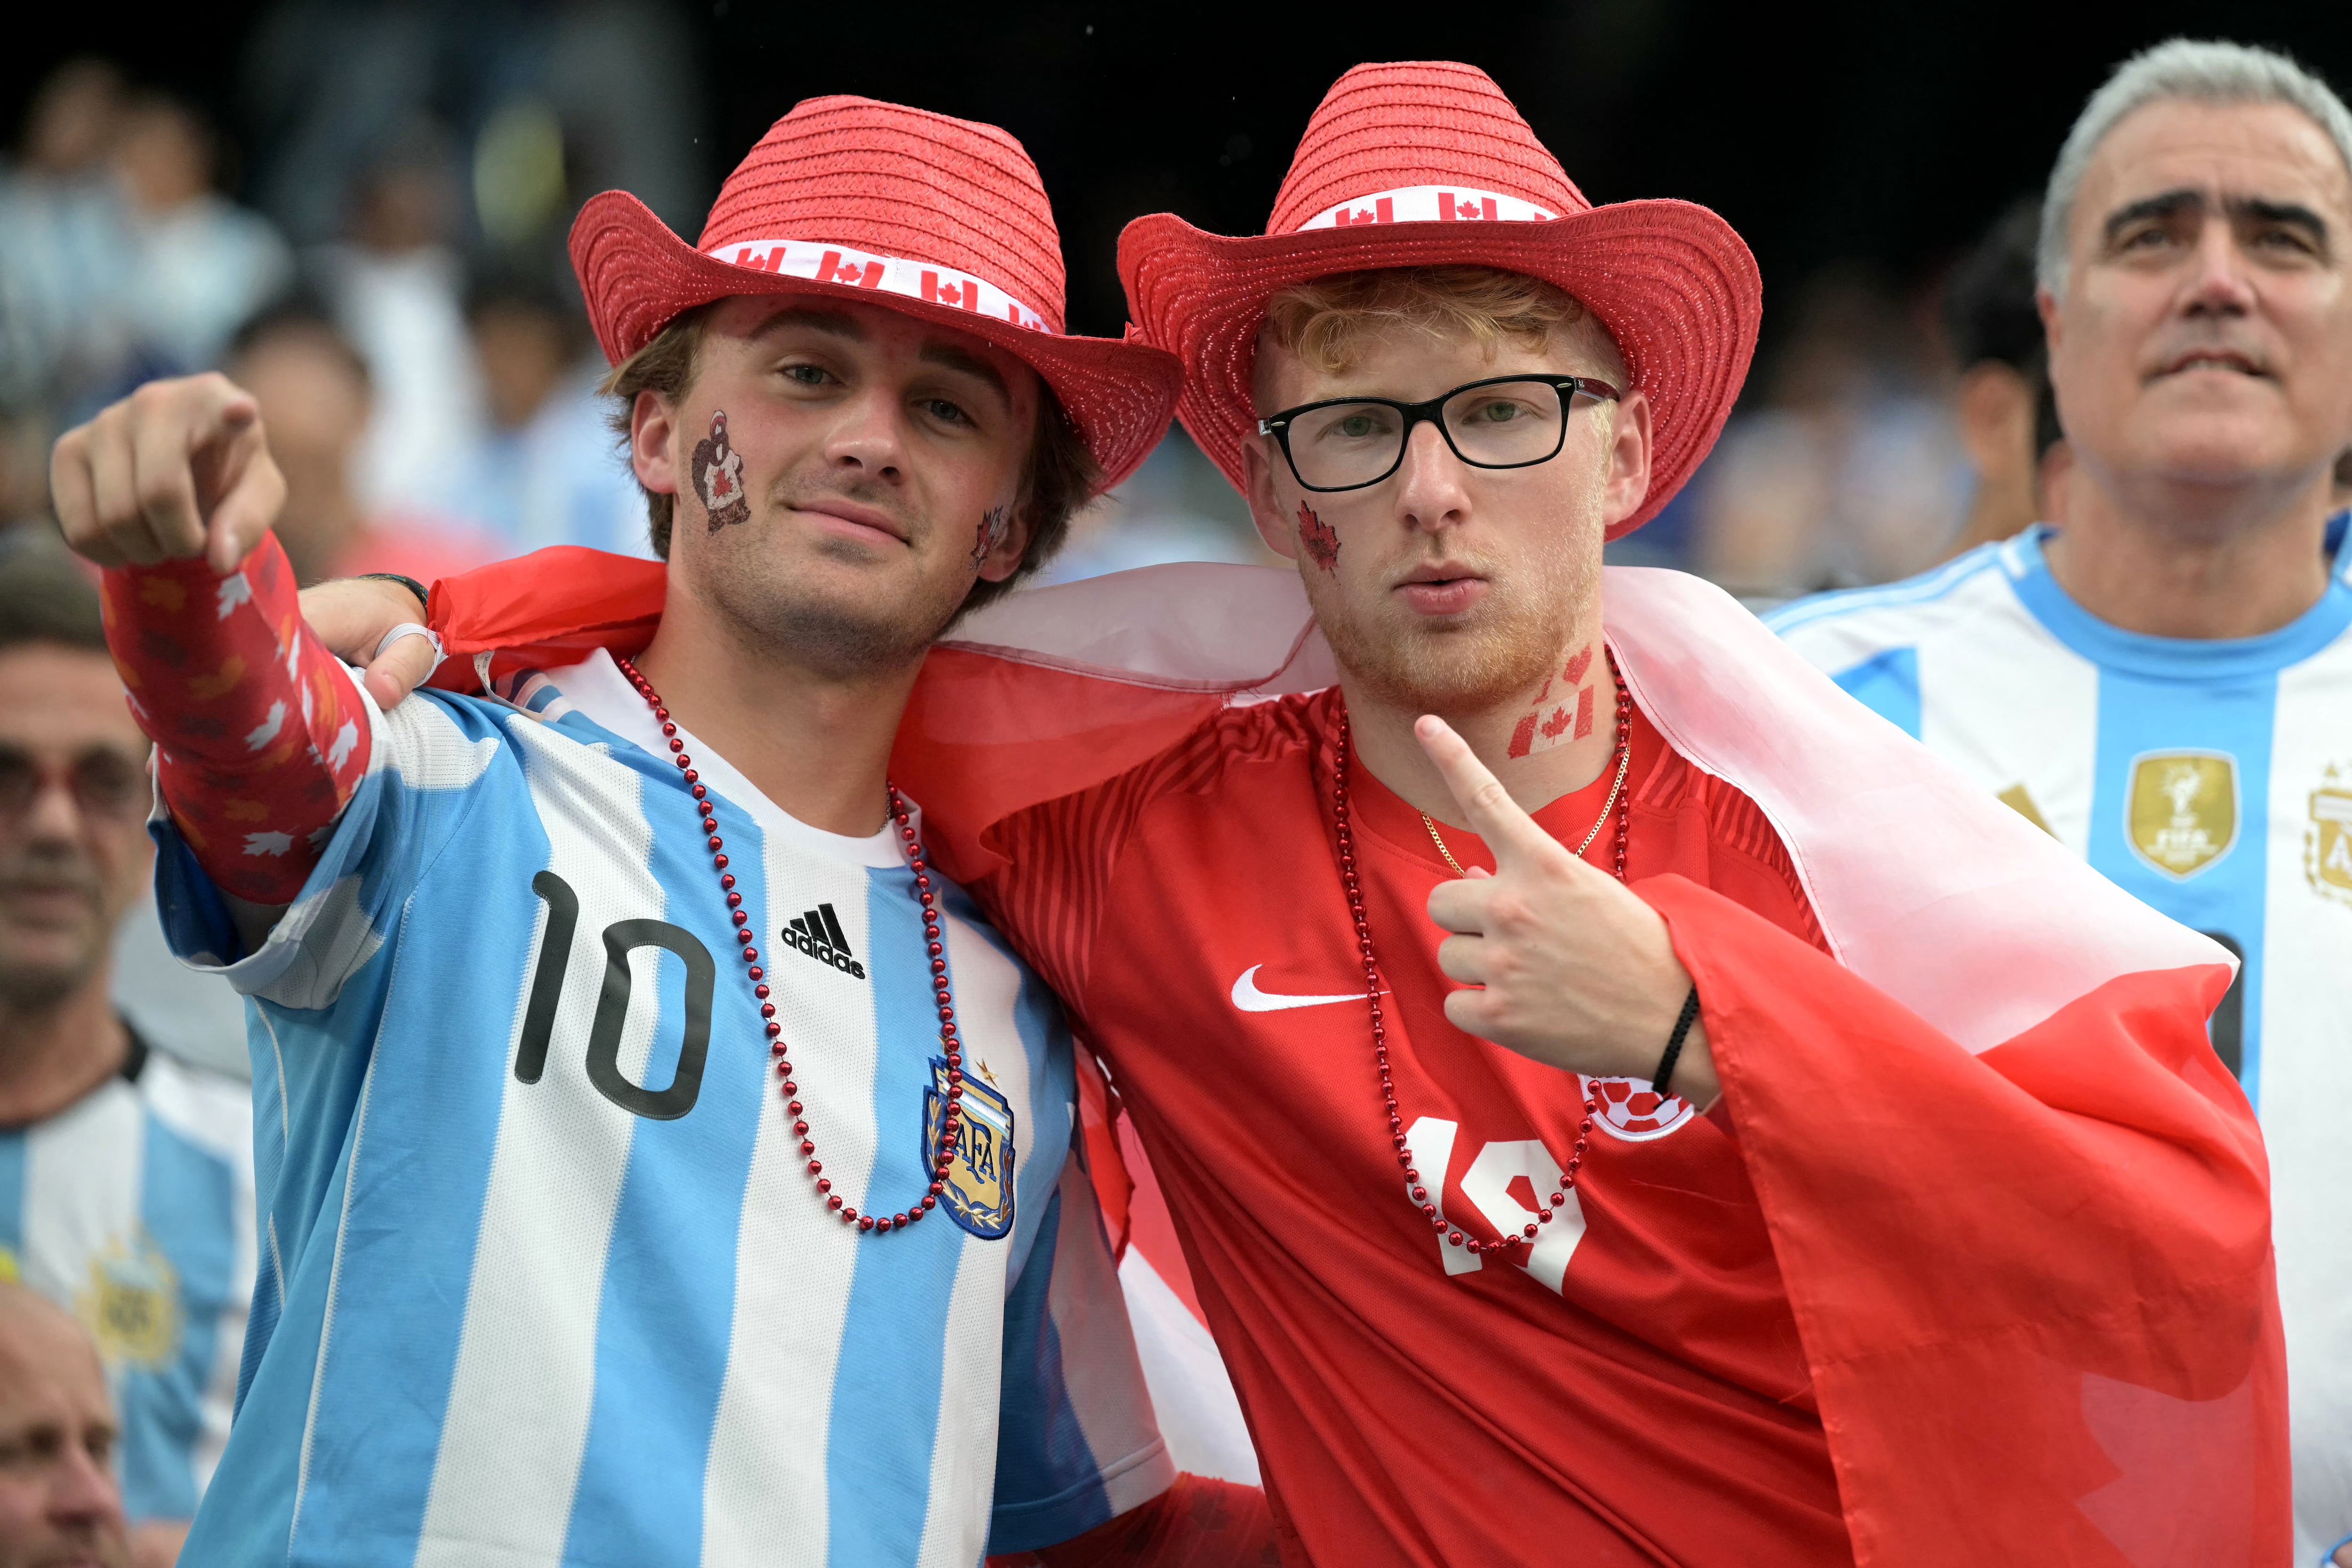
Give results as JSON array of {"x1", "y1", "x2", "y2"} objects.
[
  {"x1": 1330, "y1": 650, "x2": 1633, "y2": 1258},
  {"x1": 617, "y1": 655, "x2": 961, "y2": 1237}
]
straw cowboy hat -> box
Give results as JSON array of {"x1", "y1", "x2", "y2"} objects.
[
  {"x1": 1119, "y1": 61, "x2": 1761, "y2": 535},
  {"x1": 570, "y1": 95, "x2": 1182, "y2": 486}
]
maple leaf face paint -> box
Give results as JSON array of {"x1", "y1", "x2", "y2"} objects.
[
  {"x1": 692, "y1": 411, "x2": 752, "y2": 533},
  {"x1": 971, "y1": 504, "x2": 1011, "y2": 568},
  {"x1": 1297, "y1": 502, "x2": 1340, "y2": 571}
]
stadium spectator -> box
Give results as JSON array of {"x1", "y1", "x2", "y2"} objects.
[
  {"x1": 222, "y1": 297, "x2": 497, "y2": 585},
  {"x1": 1937, "y1": 199, "x2": 2069, "y2": 558},
  {"x1": 0, "y1": 60, "x2": 135, "y2": 416},
  {"x1": 430, "y1": 267, "x2": 648, "y2": 556},
  {"x1": 110, "y1": 91, "x2": 292, "y2": 374},
  {"x1": 1770, "y1": 39, "x2": 2352, "y2": 1566},
  {"x1": 0, "y1": 1282, "x2": 130, "y2": 1568},
  {"x1": 0, "y1": 530, "x2": 252, "y2": 1566}
]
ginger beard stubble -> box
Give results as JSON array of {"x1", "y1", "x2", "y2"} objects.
[
  {"x1": 686, "y1": 414, "x2": 984, "y2": 680},
  {"x1": 1298, "y1": 431, "x2": 1607, "y2": 721}
]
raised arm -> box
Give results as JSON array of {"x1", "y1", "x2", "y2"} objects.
[{"x1": 50, "y1": 374, "x2": 372, "y2": 906}]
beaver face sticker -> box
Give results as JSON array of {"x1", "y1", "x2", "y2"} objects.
[
  {"x1": 691, "y1": 411, "x2": 751, "y2": 533},
  {"x1": 971, "y1": 504, "x2": 1011, "y2": 568},
  {"x1": 1297, "y1": 502, "x2": 1339, "y2": 571}
]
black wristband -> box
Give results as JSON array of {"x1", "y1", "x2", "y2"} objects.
[
  {"x1": 358, "y1": 572, "x2": 429, "y2": 615},
  {"x1": 1653, "y1": 986, "x2": 1701, "y2": 1097}
]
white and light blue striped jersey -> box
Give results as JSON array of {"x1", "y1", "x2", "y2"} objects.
[
  {"x1": 0, "y1": 1037, "x2": 254, "y2": 1523},
  {"x1": 1769, "y1": 523, "x2": 2352, "y2": 1564},
  {"x1": 152, "y1": 649, "x2": 1171, "y2": 1568}
]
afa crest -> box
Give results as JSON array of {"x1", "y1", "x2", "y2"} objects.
[
  {"x1": 924, "y1": 1057, "x2": 1016, "y2": 1239},
  {"x1": 76, "y1": 1235, "x2": 181, "y2": 1371},
  {"x1": 2127, "y1": 751, "x2": 2238, "y2": 879},
  {"x1": 2308, "y1": 765, "x2": 2352, "y2": 907}
]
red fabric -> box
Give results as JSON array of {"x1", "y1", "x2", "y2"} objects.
[
  {"x1": 1115, "y1": 62, "x2": 1759, "y2": 534},
  {"x1": 102, "y1": 535, "x2": 369, "y2": 904},
  {"x1": 1662, "y1": 878, "x2": 2281, "y2": 1564},
  {"x1": 986, "y1": 692, "x2": 1852, "y2": 1564},
  {"x1": 989, "y1": 1473, "x2": 1281, "y2": 1568}
]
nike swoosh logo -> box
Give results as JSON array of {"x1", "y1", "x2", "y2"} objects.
[{"x1": 1231, "y1": 965, "x2": 1386, "y2": 1013}]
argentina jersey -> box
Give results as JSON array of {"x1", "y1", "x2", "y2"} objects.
[
  {"x1": 1767, "y1": 523, "x2": 2352, "y2": 1563},
  {"x1": 0, "y1": 1039, "x2": 253, "y2": 1524},
  {"x1": 152, "y1": 648, "x2": 1170, "y2": 1568}
]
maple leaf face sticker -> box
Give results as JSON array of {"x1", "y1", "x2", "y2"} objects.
[
  {"x1": 971, "y1": 504, "x2": 1011, "y2": 568},
  {"x1": 1297, "y1": 502, "x2": 1340, "y2": 571},
  {"x1": 692, "y1": 411, "x2": 752, "y2": 533}
]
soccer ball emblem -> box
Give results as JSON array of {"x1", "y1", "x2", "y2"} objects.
[{"x1": 1580, "y1": 1075, "x2": 1697, "y2": 1142}]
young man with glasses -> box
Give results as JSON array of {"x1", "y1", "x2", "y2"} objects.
[
  {"x1": 300, "y1": 64, "x2": 2284, "y2": 1564},
  {"x1": 0, "y1": 533, "x2": 253, "y2": 1568}
]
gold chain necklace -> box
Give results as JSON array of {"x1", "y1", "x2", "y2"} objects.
[{"x1": 1419, "y1": 656, "x2": 1633, "y2": 877}]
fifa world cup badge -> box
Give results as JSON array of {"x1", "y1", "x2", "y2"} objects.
[
  {"x1": 2126, "y1": 751, "x2": 2239, "y2": 879},
  {"x1": 2307, "y1": 764, "x2": 2352, "y2": 906},
  {"x1": 76, "y1": 1235, "x2": 182, "y2": 1370},
  {"x1": 925, "y1": 1056, "x2": 1017, "y2": 1238}
]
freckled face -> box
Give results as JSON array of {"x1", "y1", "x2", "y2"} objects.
[
  {"x1": 642, "y1": 296, "x2": 1041, "y2": 676},
  {"x1": 1243, "y1": 322, "x2": 1649, "y2": 715},
  {"x1": 2049, "y1": 98, "x2": 2352, "y2": 492}
]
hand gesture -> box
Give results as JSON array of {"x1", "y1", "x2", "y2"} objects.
[
  {"x1": 298, "y1": 576, "x2": 444, "y2": 710},
  {"x1": 1416, "y1": 715, "x2": 1716, "y2": 1104},
  {"x1": 49, "y1": 373, "x2": 285, "y2": 575}
]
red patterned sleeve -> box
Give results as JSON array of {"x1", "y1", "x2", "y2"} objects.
[{"x1": 100, "y1": 535, "x2": 372, "y2": 905}]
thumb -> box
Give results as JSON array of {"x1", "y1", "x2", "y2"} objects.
[{"x1": 362, "y1": 628, "x2": 444, "y2": 711}]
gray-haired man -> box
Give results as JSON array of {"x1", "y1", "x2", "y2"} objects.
[{"x1": 1772, "y1": 38, "x2": 2352, "y2": 1563}]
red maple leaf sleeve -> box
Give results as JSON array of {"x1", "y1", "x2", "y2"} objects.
[
  {"x1": 102, "y1": 535, "x2": 372, "y2": 906},
  {"x1": 1640, "y1": 874, "x2": 2284, "y2": 1567}
]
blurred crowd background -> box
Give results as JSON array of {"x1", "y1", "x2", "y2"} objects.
[{"x1": 10, "y1": 1, "x2": 2352, "y2": 610}]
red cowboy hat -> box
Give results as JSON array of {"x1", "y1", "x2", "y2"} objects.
[
  {"x1": 1118, "y1": 62, "x2": 1761, "y2": 537},
  {"x1": 571, "y1": 95, "x2": 1181, "y2": 486}
]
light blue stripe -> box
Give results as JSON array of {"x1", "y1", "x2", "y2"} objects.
[
  {"x1": 821, "y1": 864, "x2": 977, "y2": 1567},
  {"x1": 1764, "y1": 542, "x2": 2008, "y2": 636},
  {"x1": 2082, "y1": 665, "x2": 2277, "y2": 1107},
  {"x1": 0, "y1": 1131, "x2": 23, "y2": 1262},
  {"x1": 2010, "y1": 530, "x2": 2352, "y2": 681},
  {"x1": 1828, "y1": 646, "x2": 1922, "y2": 739},
  {"x1": 118, "y1": 1112, "x2": 236, "y2": 1521},
  {"x1": 984, "y1": 1185, "x2": 1113, "y2": 1554},
  {"x1": 560, "y1": 794, "x2": 770, "y2": 1567}
]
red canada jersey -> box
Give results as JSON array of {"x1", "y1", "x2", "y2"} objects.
[{"x1": 981, "y1": 688, "x2": 1853, "y2": 1566}]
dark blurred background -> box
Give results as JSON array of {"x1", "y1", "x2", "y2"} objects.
[{"x1": 8, "y1": 0, "x2": 2352, "y2": 597}]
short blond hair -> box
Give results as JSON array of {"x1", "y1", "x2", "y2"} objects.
[{"x1": 1258, "y1": 265, "x2": 1628, "y2": 386}]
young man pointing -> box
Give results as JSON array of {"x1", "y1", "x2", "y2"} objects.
[
  {"x1": 50, "y1": 98, "x2": 1275, "y2": 1566},
  {"x1": 308, "y1": 64, "x2": 2285, "y2": 1566}
]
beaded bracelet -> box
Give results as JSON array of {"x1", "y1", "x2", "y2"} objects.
[{"x1": 1653, "y1": 986, "x2": 1702, "y2": 1097}]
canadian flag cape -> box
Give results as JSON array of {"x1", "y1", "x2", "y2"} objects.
[{"x1": 426, "y1": 549, "x2": 2287, "y2": 1565}]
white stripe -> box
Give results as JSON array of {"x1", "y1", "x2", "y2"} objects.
[
  {"x1": 912, "y1": 1238, "x2": 1002, "y2": 1568},
  {"x1": 140, "y1": 1056, "x2": 255, "y2": 1497},
  {"x1": 415, "y1": 722, "x2": 660, "y2": 1565},
  {"x1": 707, "y1": 238, "x2": 1051, "y2": 334},
  {"x1": 21, "y1": 1081, "x2": 143, "y2": 1305},
  {"x1": 1036, "y1": 1158, "x2": 1171, "y2": 1520},
  {"x1": 698, "y1": 832, "x2": 884, "y2": 1567},
  {"x1": 1116, "y1": 1252, "x2": 1256, "y2": 1485},
  {"x1": 1912, "y1": 580, "x2": 2102, "y2": 857},
  {"x1": 2259, "y1": 634, "x2": 2352, "y2": 1553},
  {"x1": 1295, "y1": 185, "x2": 1558, "y2": 230}
]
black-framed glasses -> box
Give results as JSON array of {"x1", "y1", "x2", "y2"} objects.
[{"x1": 1256, "y1": 373, "x2": 1622, "y2": 494}]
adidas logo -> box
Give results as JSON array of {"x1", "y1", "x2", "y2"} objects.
[{"x1": 782, "y1": 903, "x2": 866, "y2": 979}]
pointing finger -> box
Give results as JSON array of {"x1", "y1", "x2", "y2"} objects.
[{"x1": 1414, "y1": 715, "x2": 1555, "y2": 868}]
